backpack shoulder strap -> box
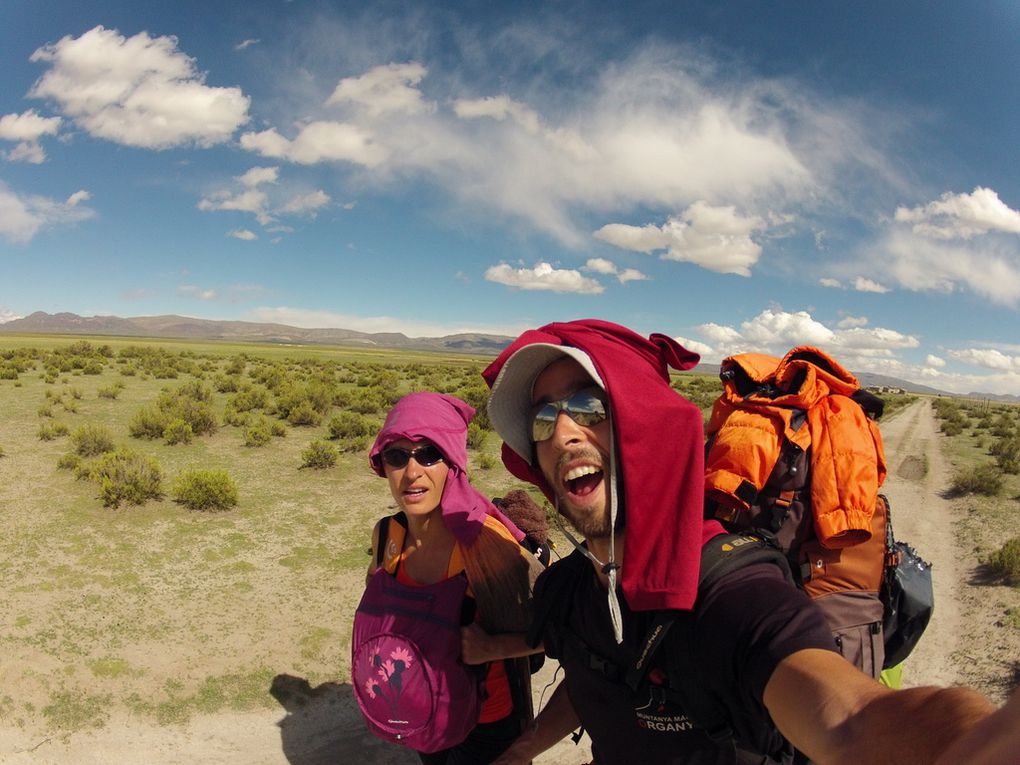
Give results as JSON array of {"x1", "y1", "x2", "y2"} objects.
[
  {"x1": 699, "y1": 530, "x2": 794, "y2": 589},
  {"x1": 374, "y1": 511, "x2": 408, "y2": 569}
]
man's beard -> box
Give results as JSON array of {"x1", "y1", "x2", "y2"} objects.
[{"x1": 545, "y1": 447, "x2": 613, "y2": 540}]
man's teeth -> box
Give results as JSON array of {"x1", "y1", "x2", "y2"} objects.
[{"x1": 564, "y1": 465, "x2": 601, "y2": 482}]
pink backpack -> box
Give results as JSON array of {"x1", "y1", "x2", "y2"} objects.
[{"x1": 351, "y1": 516, "x2": 483, "y2": 753}]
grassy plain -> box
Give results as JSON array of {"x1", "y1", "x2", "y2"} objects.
[{"x1": 0, "y1": 335, "x2": 537, "y2": 736}]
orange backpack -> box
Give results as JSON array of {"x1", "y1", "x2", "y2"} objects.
[{"x1": 704, "y1": 346, "x2": 891, "y2": 676}]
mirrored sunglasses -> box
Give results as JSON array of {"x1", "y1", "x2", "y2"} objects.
[
  {"x1": 530, "y1": 386, "x2": 609, "y2": 442},
  {"x1": 380, "y1": 443, "x2": 445, "y2": 469}
]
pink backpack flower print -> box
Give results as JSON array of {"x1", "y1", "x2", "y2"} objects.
[{"x1": 352, "y1": 568, "x2": 483, "y2": 753}]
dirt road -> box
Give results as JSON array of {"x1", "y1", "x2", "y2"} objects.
[{"x1": 3, "y1": 399, "x2": 1013, "y2": 764}]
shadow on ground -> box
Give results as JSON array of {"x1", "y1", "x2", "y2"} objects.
[{"x1": 270, "y1": 674, "x2": 417, "y2": 765}]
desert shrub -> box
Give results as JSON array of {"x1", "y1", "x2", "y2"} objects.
[
  {"x1": 83, "y1": 359, "x2": 104, "y2": 375},
  {"x1": 949, "y1": 463, "x2": 1004, "y2": 496},
  {"x1": 70, "y1": 423, "x2": 115, "y2": 456},
  {"x1": 97, "y1": 381, "x2": 124, "y2": 400},
  {"x1": 476, "y1": 453, "x2": 496, "y2": 470},
  {"x1": 276, "y1": 381, "x2": 334, "y2": 423},
  {"x1": 348, "y1": 388, "x2": 386, "y2": 414},
  {"x1": 270, "y1": 421, "x2": 287, "y2": 437},
  {"x1": 66, "y1": 386, "x2": 83, "y2": 400},
  {"x1": 38, "y1": 405, "x2": 53, "y2": 418},
  {"x1": 214, "y1": 373, "x2": 240, "y2": 393},
  {"x1": 129, "y1": 406, "x2": 168, "y2": 439},
  {"x1": 57, "y1": 452, "x2": 82, "y2": 471},
  {"x1": 466, "y1": 422, "x2": 487, "y2": 450},
  {"x1": 940, "y1": 419, "x2": 964, "y2": 437},
  {"x1": 130, "y1": 382, "x2": 217, "y2": 439},
  {"x1": 172, "y1": 470, "x2": 238, "y2": 511},
  {"x1": 994, "y1": 437, "x2": 1020, "y2": 475},
  {"x1": 38, "y1": 422, "x2": 69, "y2": 441},
  {"x1": 78, "y1": 449, "x2": 163, "y2": 508},
  {"x1": 163, "y1": 418, "x2": 194, "y2": 445},
  {"x1": 327, "y1": 411, "x2": 375, "y2": 441},
  {"x1": 287, "y1": 400, "x2": 322, "y2": 426},
  {"x1": 986, "y1": 537, "x2": 1020, "y2": 586},
  {"x1": 0, "y1": 445, "x2": 5, "y2": 458},
  {"x1": 301, "y1": 440, "x2": 338, "y2": 469},
  {"x1": 455, "y1": 384, "x2": 492, "y2": 430},
  {"x1": 0, "y1": 365, "x2": 18, "y2": 380},
  {"x1": 243, "y1": 419, "x2": 272, "y2": 447}
]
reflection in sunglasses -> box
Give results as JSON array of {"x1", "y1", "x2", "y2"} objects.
[{"x1": 530, "y1": 386, "x2": 608, "y2": 442}]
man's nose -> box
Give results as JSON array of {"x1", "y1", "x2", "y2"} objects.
[{"x1": 550, "y1": 410, "x2": 586, "y2": 446}]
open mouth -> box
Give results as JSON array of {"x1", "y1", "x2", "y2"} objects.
[{"x1": 564, "y1": 465, "x2": 603, "y2": 497}]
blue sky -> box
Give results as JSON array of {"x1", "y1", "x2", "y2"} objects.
[{"x1": 1, "y1": 1, "x2": 1018, "y2": 395}]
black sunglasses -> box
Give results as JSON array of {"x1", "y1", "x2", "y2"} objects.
[
  {"x1": 380, "y1": 443, "x2": 445, "y2": 469},
  {"x1": 530, "y1": 386, "x2": 609, "y2": 442}
]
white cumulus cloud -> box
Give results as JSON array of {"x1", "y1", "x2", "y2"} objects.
[
  {"x1": 583, "y1": 257, "x2": 648, "y2": 284},
  {"x1": 326, "y1": 62, "x2": 434, "y2": 118},
  {"x1": 0, "y1": 109, "x2": 62, "y2": 141},
  {"x1": 864, "y1": 187, "x2": 1020, "y2": 306},
  {"x1": 238, "y1": 166, "x2": 279, "y2": 188},
  {"x1": 484, "y1": 262, "x2": 604, "y2": 294},
  {"x1": 925, "y1": 355, "x2": 946, "y2": 368},
  {"x1": 228, "y1": 229, "x2": 257, "y2": 241},
  {"x1": 852, "y1": 277, "x2": 889, "y2": 293},
  {"x1": 280, "y1": 190, "x2": 330, "y2": 215},
  {"x1": 837, "y1": 315, "x2": 869, "y2": 329},
  {"x1": 28, "y1": 26, "x2": 249, "y2": 149},
  {"x1": 240, "y1": 122, "x2": 388, "y2": 166},
  {"x1": 595, "y1": 202, "x2": 767, "y2": 276},
  {"x1": 894, "y1": 187, "x2": 1020, "y2": 240},
  {"x1": 947, "y1": 348, "x2": 1020, "y2": 372}
]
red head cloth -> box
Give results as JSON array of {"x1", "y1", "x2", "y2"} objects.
[
  {"x1": 482, "y1": 319, "x2": 710, "y2": 612},
  {"x1": 369, "y1": 391, "x2": 524, "y2": 547}
]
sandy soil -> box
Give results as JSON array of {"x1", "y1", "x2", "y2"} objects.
[{"x1": 3, "y1": 399, "x2": 1016, "y2": 764}]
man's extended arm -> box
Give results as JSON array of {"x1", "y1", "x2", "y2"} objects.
[
  {"x1": 460, "y1": 623, "x2": 543, "y2": 664},
  {"x1": 491, "y1": 681, "x2": 582, "y2": 765},
  {"x1": 765, "y1": 648, "x2": 995, "y2": 765}
]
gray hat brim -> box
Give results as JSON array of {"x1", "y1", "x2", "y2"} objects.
[{"x1": 487, "y1": 343, "x2": 605, "y2": 462}]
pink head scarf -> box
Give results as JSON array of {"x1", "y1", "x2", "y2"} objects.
[{"x1": 369, "y1": 391, "x2": 524, "y2": 546}]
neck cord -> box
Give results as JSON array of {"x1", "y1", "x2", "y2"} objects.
[{"x1": 552, "y1": 419, "x2": 624, "y2": 643}]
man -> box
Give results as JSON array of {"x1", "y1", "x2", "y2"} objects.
[{"x1": 480, "y1": 318, "x2": 994, "y2": 765}]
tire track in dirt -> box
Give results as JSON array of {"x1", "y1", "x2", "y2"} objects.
[{"x1": 878, "y1": 399, "x2": 965, "y2": 689}]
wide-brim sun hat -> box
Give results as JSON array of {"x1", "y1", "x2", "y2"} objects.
[{"x1": 487, "y1": 343, "x2": 606, "y2": 463}]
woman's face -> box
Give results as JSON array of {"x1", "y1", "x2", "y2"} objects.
[{"x1": 381, "y1": 438, "x2": 450, "y2": 517}]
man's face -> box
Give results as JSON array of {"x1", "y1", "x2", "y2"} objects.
[{"x1": 530, "y1": 357, "x2": 613, "y2": 539}]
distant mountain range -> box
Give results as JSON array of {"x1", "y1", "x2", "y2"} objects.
[
  {"x1": 0, "y1": 311, "x2": 512, "y2": 355},
  {"x1": 2, "y1": 311, "x2": 1016, "y2": 403}
]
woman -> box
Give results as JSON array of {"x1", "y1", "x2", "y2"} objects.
[{"x1": 359, "y1": 391, "x2": 542, "y2": 765}]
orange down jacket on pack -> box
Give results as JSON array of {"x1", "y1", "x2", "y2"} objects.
[{"x1": 704, "y1": 346, "x2": 887, "y2": 549}]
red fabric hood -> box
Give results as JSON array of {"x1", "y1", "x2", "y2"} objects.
[{"x1": 482, "y1": 319, "x2": 707, "y2": 612}]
